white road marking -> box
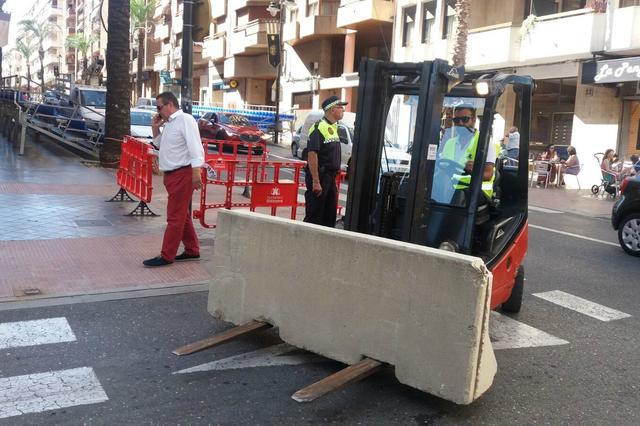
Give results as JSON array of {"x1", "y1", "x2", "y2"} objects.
[
  {"x1": 0, "y1": 318, "x2": 76, "y2": 350},
  {"x1": 0, "y1": 367, "x2": 108, "y2": 419},
  {"x1": 529, "y1": 224, "x2": 619, "y2": 247},
  {"x1": 489, "y1": 311, "x2": 569, "y2": 350},
  {"x1": 174, "y1": 343, "x2": 327, "y2": 374},
  {"x1": 529, "y1": 205, "x2": 562, "y2": 214},
  {"x1": 533, "y1": 290, "x2": 632, "y2": 322}
]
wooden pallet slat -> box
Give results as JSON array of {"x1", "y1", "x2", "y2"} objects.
[{"x1": 172, "y1": 320, "x2": 272, "y2": 356}]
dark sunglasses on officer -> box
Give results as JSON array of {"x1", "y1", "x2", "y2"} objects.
[{"x1": 453, "y1": 116, "x2": 473, "y2": 124}]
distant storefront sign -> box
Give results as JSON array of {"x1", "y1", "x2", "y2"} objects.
[
  {"x1": 160, "y1": 70, "x2": 171, "y2": 84},
  {"x1": 582, "y1": 57, "x2": 640, "y2": 84}
]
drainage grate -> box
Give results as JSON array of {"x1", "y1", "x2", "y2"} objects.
[{"x1": 74, "y1": 219, "x2": 113, "y2": 227}]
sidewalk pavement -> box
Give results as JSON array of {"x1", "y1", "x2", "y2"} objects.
[{"x1": 0, "y1": 132, "x2": 616, "y2": 304}]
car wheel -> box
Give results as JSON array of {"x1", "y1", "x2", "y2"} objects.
[
  {"x1": 591, "y1": 185, "x2": 600, "y2": 195},
  {"x1": 618, "y1": 213, "x2": 640, "y2": 257},
  {"x1": 501, "y1": 266, "x2": 524, "y2": 313},
  {"x1": 291, "y1": 142, "x2": 298, "y2": 158}
]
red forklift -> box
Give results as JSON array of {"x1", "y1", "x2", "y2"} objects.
[{"x1": 344, "y1": 59, "x2": 534, "y2": 312}]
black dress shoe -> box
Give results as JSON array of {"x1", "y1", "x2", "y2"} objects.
[
  {"x1": 175, "y1": 252, "x2": 201, "y2": 262},
  {"x1": 143, "y1": 256, "x2": 173, "y2": 267}
]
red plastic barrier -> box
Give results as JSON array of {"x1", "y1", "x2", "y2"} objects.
[
  {"x1": 116, "y1": 136, "x2": 154, "y2": 203},
  {"x1": 201, "y1": 138, "x2": 267, "y2": 162}
]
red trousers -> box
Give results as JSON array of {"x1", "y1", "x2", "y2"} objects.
[{"x1": 161, "y1": 166, "x2": 199, "y2": 262}]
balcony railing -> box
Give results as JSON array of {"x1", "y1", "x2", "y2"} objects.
[
  {"x1": 283, "y1": 20, "x2": 299, "y2": 43},
  {"x1": 299, "y1": 15, "x2": 345, "y2": 39},
  {"x1": 154, "y1": 53, "x2": 169, "y2": 71},
  {"x1": 337, "y1": 0, "x2": 394, "y2": 29},
  {"x1": 172, "y1": 14, "x2": 183, "y2": 35},
  {"x1": 212, "y1": 0, "x2": 226, "y2": 19},
  {"x1": 155, "y1": 23, "x2": 169, "y2": 40},
  {"x1": 607, "y1": 5, "x2": 640, "y2": 53},
  {"x1": 229, "y1": 18, "x2": 273, "y2": 56},
  {"x1": 229, "y1": 0, "x2": 270, "y2": 11},
  {"x1": 203, "y1": 33, "x2": 226, "y2": 61},
  {"x1": 519, "y1": 9, "x2": 605, "y2": 63},
  {"x1": 465, "y1": 23, "x2": 520, "y2": 68}
]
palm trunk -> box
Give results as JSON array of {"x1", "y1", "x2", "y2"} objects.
[
  {"x1": 82, "y1": 54, "x2": 88, "y2": 84},
  {"x1": 38, "y1": 46, "x2": 45, "y2": 91},
  {"x1": 136, "y1": 28, "x2": 144, "y2": 100},
  {"x1": 101, "y1": 0, "x2": 131, "y2": 167},
  {"x1": 26, "y1": 65, "x2": 31, "y2": 93},
  {"x1": 451, "y1": 0, "x2": 471, "y2": 68}
]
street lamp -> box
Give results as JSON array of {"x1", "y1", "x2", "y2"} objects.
[{"x1": 266, "y1": 0, "x2": 297, "y2": 145}]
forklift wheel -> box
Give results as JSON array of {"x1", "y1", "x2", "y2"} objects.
[
  {"x1": 501, "y1": 266, "x2": 524, "y2": 313},
  {"x1": 591, "y1": 185, "x2": 600, "y2": 195}
]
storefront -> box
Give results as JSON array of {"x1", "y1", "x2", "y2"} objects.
[{"x1": 582, "y1": 57, "x2": 640, "y2": 160}]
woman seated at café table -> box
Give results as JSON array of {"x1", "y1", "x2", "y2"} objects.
[
  {"x1": 601, "y1": 148, "x2": 620, "y2": 185},
  {"x1": 536, "y1": 144, "x2": 559, "y2": 186},
  {"x1": 558, "y1": 146, "x2": 580, "y2": 186}
]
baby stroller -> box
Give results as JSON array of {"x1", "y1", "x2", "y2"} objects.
[{"x1": 591, "y1": 152, "x2": 619, "y2": 197}]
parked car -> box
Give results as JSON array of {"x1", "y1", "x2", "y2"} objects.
[
  {"x1": 98, "y1": 108, "x2": 155, "y2": 140},
  {"x1": 197, "y1": 112, "x2": 265, "y2": 154},
  {"x1": 136, "y1": 97, "x2": 157, "y2": 110},
  {"x1": 611, "y1": 174, "x2": 640, "y2": 256},
  {"x1": 129, "y1": 108, "x2": 155, "y2": 139}
]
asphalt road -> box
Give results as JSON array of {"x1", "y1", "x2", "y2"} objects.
[{"x1": 0, "y1": 144, "x2": 638, "y2": 425}]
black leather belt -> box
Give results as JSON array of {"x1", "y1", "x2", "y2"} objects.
[{"x1": 165, "y1": 165, "x2": 191, "y2": 174}]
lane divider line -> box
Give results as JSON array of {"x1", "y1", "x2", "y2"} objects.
[
  {"x1": 529, "y1": 224, "x2": 618, "y2": 247},
  {"x1": 533, "y1": 290, "x2": 632, "y2": 322}
]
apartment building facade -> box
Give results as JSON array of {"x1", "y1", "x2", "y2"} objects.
[{"x1": 392, "y1": 0, "x2": 640, "y2": 186}]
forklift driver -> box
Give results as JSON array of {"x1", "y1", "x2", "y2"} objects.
[{"x1": 435, "y1": 106, "x2": 497, "y2": 205}]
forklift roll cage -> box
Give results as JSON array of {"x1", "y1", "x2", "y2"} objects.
[{"x1": 344, "y1": 58, "x2": 534, "y2": 270}]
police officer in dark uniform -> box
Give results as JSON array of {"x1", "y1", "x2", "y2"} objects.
[{"x1": 304, "y1": 95, "x2": 348, "y2": 227}]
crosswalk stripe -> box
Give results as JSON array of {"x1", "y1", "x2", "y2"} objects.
[
  {"x1": 489, "y1": 312, "x2": 569, "y2": 350},
  {"x1": 0, "y1": 367, "x2": 108, "y2": 419},
  {"x1": 174, "y1": 343, "x2": 327, "y2": 374},
  {"x1": 533, "y1": 290, "x2": 632, "y2": 321},
  {"x1": 0, "y1": 318, "x2": 76, "y2": 350}
]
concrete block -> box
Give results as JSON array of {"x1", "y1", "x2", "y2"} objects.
[{"x1": 208, "y1": 210, "x2": 496, "y2": 404}]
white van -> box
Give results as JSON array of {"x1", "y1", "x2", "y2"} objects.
[{"x1": 69, "y1": 86, "x2": 106, "y2": 130}]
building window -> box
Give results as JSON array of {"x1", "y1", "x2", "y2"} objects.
[
  {"x1": 621, "y1": 0, "x2": 640, "y2": 6},
  {"x1": 306, "y1": 0, "x2": 319, "y2": 17},
  {"x1": 524, "y1": 0, "x2": 588, "y2": 17},
  {"x1": 442, "y1": 0, "x2": 456, "y2": 41},
  {"x1": 402, "y1": 6, "x2": 416, "y2": 47},
  {"x1": 422, "y1": 1, "x2": 436, "y2": 44}
]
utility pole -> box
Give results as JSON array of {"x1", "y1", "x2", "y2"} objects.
[{"x1": 180, "y1": 0, "x2": 194, "y2": 114}]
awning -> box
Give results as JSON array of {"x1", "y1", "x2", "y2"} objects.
[{"x1": 582, "y1": 57, "x2": 640, "y2": 84}]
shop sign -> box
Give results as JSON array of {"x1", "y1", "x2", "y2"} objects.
[
  {"x1": 583, "y1": 58, "x2": 640, "y2": 84},
  {"x1": 159, "y1": 70, "x2": 171, "y2": 84}
]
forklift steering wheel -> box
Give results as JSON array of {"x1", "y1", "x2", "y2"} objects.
[{"x1": 436, "y1": 159, "x2": 466, "y2": 176}]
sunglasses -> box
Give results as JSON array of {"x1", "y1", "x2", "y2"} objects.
[
  {"x1": 157, "y1": 104, "x2": 165, "y2": 111},
  {"x1": 452, "y1": 116, "x2": 472, "y2": 124}
]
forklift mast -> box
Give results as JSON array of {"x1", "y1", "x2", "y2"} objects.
[{"x1": 344, "y1": 59, "x2": 533, "y2": 261}]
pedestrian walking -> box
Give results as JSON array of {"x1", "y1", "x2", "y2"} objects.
[
  {"x1": 143, "y1": 92, "x2": 205, "y2": 267},
  {"x1": 303, "y1": 95, "x2": 347, "y2": 227}
]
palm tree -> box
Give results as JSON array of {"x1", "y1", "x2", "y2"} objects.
[
  {"x1": 451, "y1": 0, "x2": 471, "y2": 67},
  {"x1": 65, "y1": 33, "x2": 97, "y2": 84},
  {"x1": 18, "y1": 19, "x2": 59, "y2": 90},
  {"x1": 101, "y1": 0, "x2": 131, "y2": 167},
  {"x1": 13, "y1": 36, "x2": 37, "y2": 92},
  {"x1": 130, "y1": 0, "x2": 157, "y2": 100}
]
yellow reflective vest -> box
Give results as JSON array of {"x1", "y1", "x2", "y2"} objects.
[{"x1": 440, "y1": 130, "x2": 498, "y2": 200}]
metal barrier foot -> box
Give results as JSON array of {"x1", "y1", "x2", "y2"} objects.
[
  {"x1": 106, "y1": 187, "x2": 136, "y2": 202},
  {"x1": 126, "y1": 201, "x2": 159, "y2": 217}
]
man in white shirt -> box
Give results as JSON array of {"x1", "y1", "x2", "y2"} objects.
[
  {"x1": 143, "y1": 92, "x2": 205, "y2": 267},
  {"x1": 506, "y1": 126, "x2": 520, "y2": 165}
]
